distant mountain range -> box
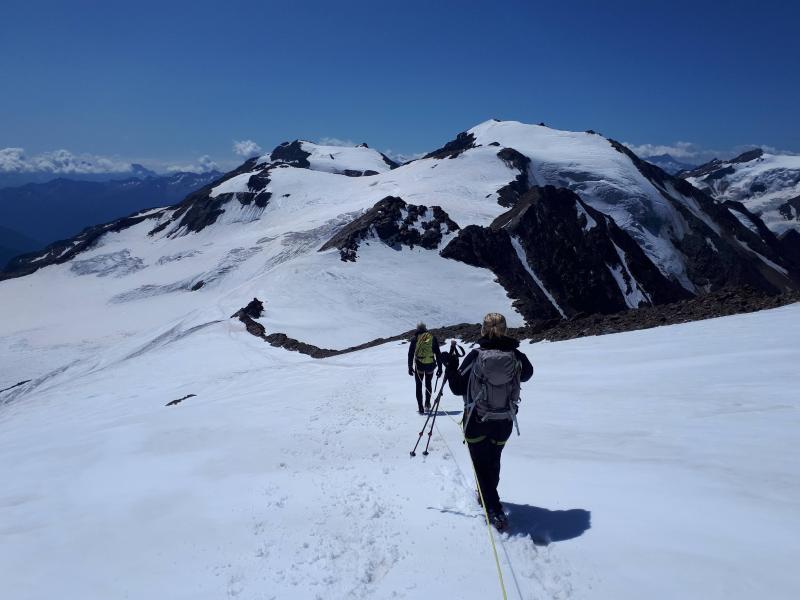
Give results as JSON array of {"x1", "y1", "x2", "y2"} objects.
[
  {"x1": 643, "y1": 154, "x2": 698, "y2": 175},
  {"x1": 3, "y1": 120, "x2": 797, "y2": 350},
  {"x1": 680, "y1": 149, "x2": 800, "y2": 237},
  {"x1": 0, "y1": 163, "x2": 159, "y2": 189},
  {"x1": 0, "y1": 170, "x2": 222, "y2": 267},
  {"x1": 0, "y1": 225, "x2": 42, "y2": 269}
]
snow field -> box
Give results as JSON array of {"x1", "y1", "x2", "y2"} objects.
[{"x1": 1, "y1": 303, "x2": 799, "y2": 599}]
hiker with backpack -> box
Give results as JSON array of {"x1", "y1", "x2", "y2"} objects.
[
  {"x1": 445, "y1": 313, "x2": 533, "y2": 531},
  {"x1": 407, "y1": 323, "x2": 443, "y2": 415}
]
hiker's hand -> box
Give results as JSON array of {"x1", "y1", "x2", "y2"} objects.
[
  {"x1": 408, "y1": 368, "x2": 414, "y2": 377},
  {"x1": 436, "y1": 367, "x2": 442, "y2": 377},
  {"x1": 450, "y1": 340, "x2": 457, "y2": 350}
]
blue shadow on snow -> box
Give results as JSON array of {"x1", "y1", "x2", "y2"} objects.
[{"x1": 503, "y1": 503, "x2": 591, "y2": 545}]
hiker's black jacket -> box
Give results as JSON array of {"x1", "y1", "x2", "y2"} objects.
[
  {"x1": 446, "y1": 336, "x2": 533, "y2": 396},
  {"x1": 408, "y1": 333, "x2": 444, "y2": 371}
]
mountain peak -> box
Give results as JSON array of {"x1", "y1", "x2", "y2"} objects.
[
  {"x1": 730, "y1": 148, "x2": 764, "y2": 164},
  {"x1": 266, "y1": 139, "x2": 396, "y2": 175}
]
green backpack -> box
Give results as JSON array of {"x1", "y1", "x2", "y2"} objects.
[{"x1": 415, "y1": 332, "x2": 435, "y2": 365}]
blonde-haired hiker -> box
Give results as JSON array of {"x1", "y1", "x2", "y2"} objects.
[
  {"x1": 407, "y1": 322, "x2": 443, "y2": 414},
  {"x1": 445, "y1": 313, "x2": 533, "y2": 531}
]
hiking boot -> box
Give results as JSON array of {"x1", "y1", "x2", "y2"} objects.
[
  {"x1": 488, "y1": 508, "x2": 509, "y2": 532},
  {"x1": 424, "y1": 401, "x2": 431, "y2": 411},
  {"x1": 417, "y1": 405, "x2": 424, "y2": 415}
]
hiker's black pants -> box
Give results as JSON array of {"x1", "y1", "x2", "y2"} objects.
[
  {"x1": 465, "y1": 414, "x2": 513, "y2": 513},
  {"x1": 414, "y1": 361, "x2": 435, "y2": 408}
]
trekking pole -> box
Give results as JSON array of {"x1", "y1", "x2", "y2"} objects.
[
  {"x1": 410, "y1": 371, "x2": 449, "y2": 457},
  {"x1": 410, "y1": 411, "x2": 434, "y2": 457},
  {"x1": 422, "y1": 372, "x2": 450, "y2": 456}
]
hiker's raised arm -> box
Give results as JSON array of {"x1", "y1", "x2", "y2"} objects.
[
  {"x1": 515, "y1": 349, "x2": 534, "y2": 382},
  {"x1": 446, "y1": 348, "x2": 476, "y2": 396}
]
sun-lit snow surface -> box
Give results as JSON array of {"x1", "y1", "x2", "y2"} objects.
[
  {"x1": 0, "y1": 210, "x2": 518, "y2": 381},
  {"x1": 1, "y1": 304, "x2": 798, "y2": 599},
  {"x1": 686, "y1": 153, "x2": 800, "y2": 234},
  {"x1": 1, "y1": 121, "x2": 793, "y2": 375},
  {"x1": 300, "y1": 141, "x2": 395, "y2": 175}
]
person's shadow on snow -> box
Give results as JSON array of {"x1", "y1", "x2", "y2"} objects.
[{"x1": 504, "y1": 503, "x2": 591, "y2": 545}]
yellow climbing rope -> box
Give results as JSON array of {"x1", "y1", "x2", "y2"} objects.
[{"x1": 439, "y1": 408, "x2": 508, "y2": 599}]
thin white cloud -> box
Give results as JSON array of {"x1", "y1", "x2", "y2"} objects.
[
  {"x1": 729, "y1": 143, "x2": 798, "y2": 157},
  {"x1": 317, "y1": 136, "x2": 356, "y2": 147},
  {"x1": 0, "y1": 147, "x2": 133, "y2": 174},
  {"x1": 623, "y1": 140, "x2": 799, "y2": 164},
  {"x1": 165, "y1": 155, "x2": 219, "y2": 174},
  {"x1": 232, "y1": 140, "x2": 262, "y2": 157},
  {"x1": 622, "y1": 141, "x2": 699, "y2": 159}
]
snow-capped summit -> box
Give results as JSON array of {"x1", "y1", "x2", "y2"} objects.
[
  {"x1": 1, "y1": 120, "x2": 798, "y2": 363},
  {"x1": 682, "y1": 149, "x2": 800, "y2": 235},
  {"x1": 260, "y1": 140, "x2": 398, "y2": 176}
]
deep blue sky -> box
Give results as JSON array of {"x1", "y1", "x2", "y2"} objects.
[{"x1": 1, "y1": 0, "x2": 798, "y2": 170}]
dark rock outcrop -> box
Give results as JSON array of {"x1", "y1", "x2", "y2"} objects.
[
  {"x1": 495, "y1": 148, "x2": 532, "y2": 208},
  {"x1": 166, "y1": 394, "x2": 196, "y2": 407},
  {"x1": 231, "y1": 297, "x2": 264, "y2": 319},
  {"x1": 342, "y1": 169, "x2": 380, "y2": 177},
  {"x1": 731, "y1": 148, "x2": 764, "y2": 164},
  {"x1": 778, "y1": 229, "x2": 800, "y2": 268},
  {"x1": 0, "y1": 380, "x2": 31, "y2": 394},
  {"x1": 439, "y1": 223, "x2": 562, "y2": 320},
  {"x1": 422, "y1": 131, "x2": 477, "y2": 160},
  {"x1": 724, "y1": 201, "x2": 795, "y2": 267},
  {"x1": 233, "y1": 285, "x2": 800, "y2": 359},
  {"x1": 441, "y1": 186, "x2": 688, "y2": 322},
  {"x1": 319, "y1": 196, "x2": 459, "y2": 261},
  {"x1": 778, "y1": 195, "x2": 800, "y2": 224},
  {"x1": 270, "y1": 141, "x2": 311, "y2": 168},
  {"x1": 169, "y1": 158, "x2": 262, "y2": 234},
  {"x1": 248, "y1": 172, "x2": 271, "y2": 192},
  {"x1": 678, "y1": 149, "x2": 763, "y2": 181},
  {"x1": 380, "y1": 153, "x2": 400, "y2": 169}
]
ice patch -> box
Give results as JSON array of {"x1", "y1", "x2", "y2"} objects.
[
  {"x1": 575, "y1": 202, "x2": 597, "y2": 231},
  {"x1": 610, "y1": 242, "x2": 651, "y2": 307},
  {"x1": 728, "y1": 207, "x2": 760, "y2": 234},
  {"x1": 70, "y1": 250, "x2": 145, "y2": 278},
  {"x1": 156, "y1": 250, "x2": 201, "y2": 265}
]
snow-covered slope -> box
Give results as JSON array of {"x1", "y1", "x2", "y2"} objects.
[
  {"x1": 1, "y1": 121, "x2": 798, "y2": 365},
  {"x1": 683, "y1": 149, "x2": 800, "y2": 234},
  {"x1": 2, "y1": 301, "x2": 798, "y2": 600}
]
